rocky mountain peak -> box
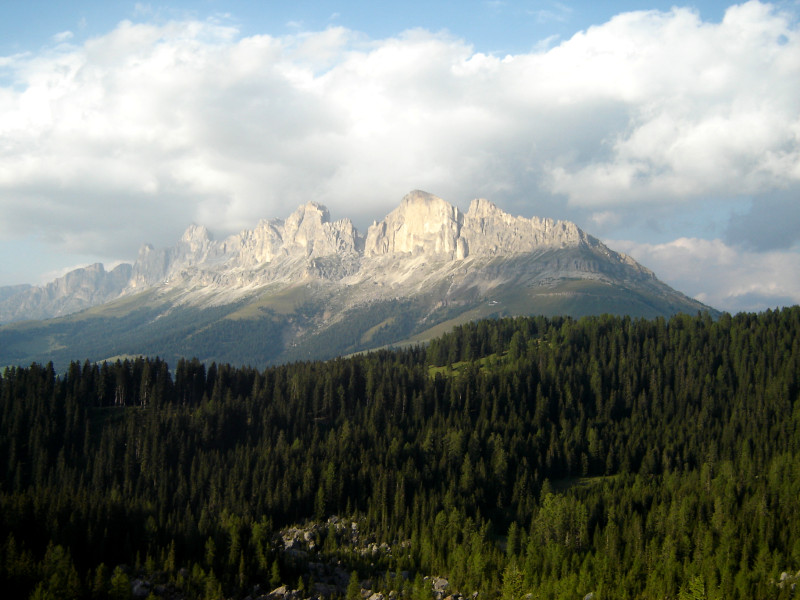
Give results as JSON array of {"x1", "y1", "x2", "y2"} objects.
[
  {"x1": 363, "y1": 191, "x2": 590, "y2": 261},
  {"x1": 280, "y1": 203, "x2": 359, "y2": 259},
  {"x1": 461, "y1": 199, "x2": 587, "y2": 256},
  {"x1": 284, "y1": 203, "x2": 331, "y2": 252},
  {"x1": 466, "y1": 197, "x2": 503, "y2": 219},
  {"x1": 285, "y1": 202, "x2": 330, "y2": 230},
  {"x1": 396, "y1": 190, "x2": 459, "y2": 220},
  {"x1": 225, "y1": 219, "x2": 284, "y2": 267},
  {"x1": 365, "y1": 190, "x2": 464, "y2": 257},
  {"x1": 400, "y1": 189, "x2": 450, "y2": 208},
  {"x1": 181, "y1": 224, "x2": 212, "y2": 244},
  {"x1": 0, "y1": 262, "x2": 133, "y2": 323}
]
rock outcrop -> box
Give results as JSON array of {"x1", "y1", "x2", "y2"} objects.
[
  {"x1": 126, "y1": 201, "x2": 362, "y2": 291},
  {"x1": 363, "y1": 190, "x2": 589, "y2": 260},
  {"x1": 109, "y1": 515, "x2": 458, "y2": 600},
  {"x1": 461, "y1": 196, "x2": 586, "y2": 255},
  {"x1": 365, "y1": 191, "x2": 465, "y2": 258}
]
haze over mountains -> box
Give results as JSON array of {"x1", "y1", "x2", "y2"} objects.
[{"x1": 0, "y1": 191, "x2": 712, "y2": 368}]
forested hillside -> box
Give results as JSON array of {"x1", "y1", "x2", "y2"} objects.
[{"x1": 1, "y1": 308, "x2": 799, "y2": 599}]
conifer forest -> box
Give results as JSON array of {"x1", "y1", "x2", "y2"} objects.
[{"x1": 1, "y1": 308, "x2": 799, "y2": 599}]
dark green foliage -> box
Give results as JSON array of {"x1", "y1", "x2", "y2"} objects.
[
  {"x1": 347, "y1": 571, "x2": 361, "y2": 600},
  {"x1": 0, "y1": 308, "x2": 798, "y2": 599}
]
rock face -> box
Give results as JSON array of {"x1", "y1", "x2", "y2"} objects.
[
  {"x1": 0, "y1": 263, "x2": 132, "y2": 323},
  {"x1": 125, "y1": 201, "x2": 362, "y2": 292},
  {"x1": 127, "y1": 189, "x2": 652, "y2": 297},
  {"x1": 363, "y1": 190, "x2": 587, "y2": 260},
  {"x1": 365, "y1": 191, "x2": 464, "y2": 258},
  {"x1": 0, "y1": 190, "x2": 703, "y2": 324},
  {"x1": 462, "y1": 197, "x2": 586, "y2": 255}
]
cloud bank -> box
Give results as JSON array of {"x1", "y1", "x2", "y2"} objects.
[
  {"x1": 613, "y1": 238, "x2": 800, "y2": 313},
  {"x1": 0, "y1": 1, "x2": 798, "y2": 311}
]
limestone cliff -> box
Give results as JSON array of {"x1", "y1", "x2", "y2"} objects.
[
  {"x1": 0, "y1": 263, "x2": 132, "y2": 323},
  {"x1": 364, "y1": 190, "x2": 465, "y2": 258},
  {"x1": 363, "y1": 190, "x2": 591, "y2": 261}
]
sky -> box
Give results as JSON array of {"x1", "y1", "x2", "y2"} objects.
[{"x1": 0, "y1": 0, "x2": 798, "y2": 313}]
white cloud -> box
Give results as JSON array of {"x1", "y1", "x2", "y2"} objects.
[
  {"x1": 590, "y1": 210, "x2": 621, "y2": 229},
  {"x1": 133, "y1": 4, "x2": 153, "y2": 18},
  {"x1": 0, "y1": 2, "x2": 798, "y2": 297},
  {"x1": 543, "y1": 2, "x2": 800, "y2": 206},
  {"x1": 52, "y1": 31, "x2": 74, "y2": 43},
  {"x1": 530, "y1": 2, "x2": 573, "y2": 24},
  {"x1": 612, "y1": 237, "x2": 800, "y2": 313}
]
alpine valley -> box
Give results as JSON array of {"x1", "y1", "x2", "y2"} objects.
[{"x1": 0, "y1": 190, "x2": 711, "y2": 369}]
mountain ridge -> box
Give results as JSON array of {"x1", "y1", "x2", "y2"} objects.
[{"x1": 1, "y1": 190, "x2": 666, "y2": 323}]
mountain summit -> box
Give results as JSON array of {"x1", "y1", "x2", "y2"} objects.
[{"x1": 0, "y1": 191, "x2": 712, "y2": 368}]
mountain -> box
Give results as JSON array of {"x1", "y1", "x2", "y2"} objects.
[
  {"x1": 0, "y1": 263, "x2": 132, "y2": 323},
  {"x1": 0, "y1": 190, "x2": 713, "y2": 369}
]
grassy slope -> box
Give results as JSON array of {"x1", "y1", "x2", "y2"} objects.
[{"x1": 398, "y1": 278, "x2": 708, "y2": 348}]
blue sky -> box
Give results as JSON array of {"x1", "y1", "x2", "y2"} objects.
[
  {"x1": 0, "y1": 0, "x2": 799, "y2": 312},
  {"x1": 1, "y1": 1, "x2": 738, "y2": 56}
]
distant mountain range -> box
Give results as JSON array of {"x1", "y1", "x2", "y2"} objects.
[{"x1": 0, "y1": 190, "x2": 714, "y2": 369}]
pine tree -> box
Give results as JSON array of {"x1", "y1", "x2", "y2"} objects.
[
  {"x1": 91, "y1": 563, "x2": 110, "y2": 600},
  {"x1": 501, "y1": 561, "x2": 525, "y2": 600},
  {"x1": 109, "y1": 566, "x2": 131, "y2": 600},
  {"x1": 347, "y1": 571, "x2": 361, "y2": 600},
  {"x1": 270, "y1": 560, "x2": 282, "y2": 590},
  {"x1": 412, "y1": 573, "x2": 430, "y2": 600}
]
